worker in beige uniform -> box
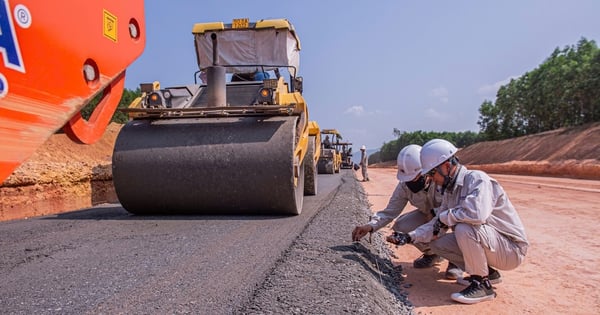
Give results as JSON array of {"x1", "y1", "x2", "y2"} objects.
[
  {"x1": 352, "y1": 144, "x2": 463, "y2": 279},
  {"x1": 389, "y1": 139, "x2": 529, "y2": 304},
  {"x1": 359, "y1": 145, "x2": 369, "y2": 181}
]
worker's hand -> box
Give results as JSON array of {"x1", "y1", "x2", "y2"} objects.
[
  {"x1": 386, "y1": 232, "x2": 412, "y2": 245},
  {"x1": 352, "y1": 225, "x2": 373, "y2": 242}
]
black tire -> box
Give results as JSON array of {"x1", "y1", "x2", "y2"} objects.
[{"x1": 303, "y1": 136, "x2": 317, "y2": 195}]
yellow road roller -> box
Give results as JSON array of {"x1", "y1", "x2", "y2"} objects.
[
  {"x1": 318, "y1": 129, "x2": 343, "y2": 174},
  {"x1": 112, "y1": 18, "x2": 318, "y2": 215}
]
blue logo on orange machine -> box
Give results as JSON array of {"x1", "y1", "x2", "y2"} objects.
[{"x1": 0, "y1": 0, "x2": 30, "y2": 97}]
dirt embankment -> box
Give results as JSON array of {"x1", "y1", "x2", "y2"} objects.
[
  {"x1": 0, "y1": 124, "x2": 122, "y2": 221},
  {"x1": 457, "y1": 122, "x2": 600, "y2": 180},
  {"x1": 372, "y1": 122, "x2": 600, "y2": 180},
  {"x1": 1, "y1": 122, "x2": 599, "y2": 221}
]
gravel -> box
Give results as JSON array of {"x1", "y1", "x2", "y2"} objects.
[{"x1": 238, "y1": 172, "x2": 414, "y2": 314}]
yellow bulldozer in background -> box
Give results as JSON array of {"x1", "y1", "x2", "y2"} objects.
[
  {"x1": 113, "y1": 18, "x2": 319, "y2": 215},
  {"x1": 318, "y1": 129, "x2": 343, "y2": 174}
]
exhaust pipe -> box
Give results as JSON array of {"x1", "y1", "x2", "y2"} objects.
[{"x1": 207, "y1": 32, "x2": 226, "y2": 107}]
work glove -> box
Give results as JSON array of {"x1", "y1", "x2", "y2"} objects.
[
  {"x1": 386, "y1": 232, "x2": 412, "y2": 245},
  {"x1": 432, "y1": 217, "x2": 448, "y2": 236}
]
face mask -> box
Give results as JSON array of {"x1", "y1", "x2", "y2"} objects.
[{"x1": 406, "y1": 176, "x2": 427, "y2": 193}]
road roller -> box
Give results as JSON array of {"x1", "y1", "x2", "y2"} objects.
[
  {"x1": 318, "y1": 129, "x2": 343, "y2": 174},
  {"x1": 112, "y1": 18, "x2": 318, "y2": 215}
]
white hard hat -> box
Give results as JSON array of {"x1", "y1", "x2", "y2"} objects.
[
  {"x1": 360, "y1": 145, "x2": 366, "y2": 150},
  {"x1": 420, "y1": 139, "x2": 458, "y2": 175},
  {"x1": 396, "y1": 144, "x2": 422, "y2": 181}
]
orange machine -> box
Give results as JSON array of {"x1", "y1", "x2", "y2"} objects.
[{"x1": 0, "y1": 0, "x2": 145, "y2": 182}]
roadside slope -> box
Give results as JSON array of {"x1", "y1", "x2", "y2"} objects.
[{"x1": 457, "y1": 122, "x2": 600, "y2": 180}]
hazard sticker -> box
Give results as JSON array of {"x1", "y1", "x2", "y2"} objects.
[{"x1": 103, "y1": 10, "x2": 117, "y2": 42}]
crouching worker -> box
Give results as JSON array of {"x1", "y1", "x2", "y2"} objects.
[
  {"x1": 389, "y1": 139, "x2": 529, "y2": 304},
  {"x1": 351, "y1": 144, "x2": 463, "y2": 280}
]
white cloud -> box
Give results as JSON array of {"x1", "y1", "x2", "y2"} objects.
[
  {"x1": 425, "y1": 107, "x2": 445, "y2": 120},
  {"x1": 478, "y1": 75, "x2": 519, "y2": 99},
  {"x1": 344, "y1": 105, "x2": 364, "y2": 117},
  {"x1": 430, "y1": 86, "x2": 449, "y2": 103}
]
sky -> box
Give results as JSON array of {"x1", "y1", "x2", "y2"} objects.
[{"x1": 124, "y1": 0, "x2": 600, "y2": 150}]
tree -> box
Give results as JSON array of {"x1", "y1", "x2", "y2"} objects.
[
  {"x1": 477, "y1": 37, "x2": 600, "y2": 140},
  {"x1": 81, "y1": 88, "x2": 141, "y2": 124}
]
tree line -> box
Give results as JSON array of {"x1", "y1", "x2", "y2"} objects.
[
  {"x1": 478, "y1": 37, "x2": 600, "y2": 140},
  {"x1": 371, "y1": 129, "x2": 482, "y2": 163},
  {"x1": 372, "y1": 37, "x2": 599, "y2": 163}
]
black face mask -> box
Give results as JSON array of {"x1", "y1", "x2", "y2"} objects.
[{"x1": 406, "y1": 176, "x2": 427, "y2": 193}]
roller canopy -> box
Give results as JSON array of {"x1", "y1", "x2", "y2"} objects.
[{"x1": 193, "y1": 20, "x2": 300, "y2": 73}]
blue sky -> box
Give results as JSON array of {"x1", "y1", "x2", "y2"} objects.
[{"x1": 124, "y1": 0, "x2": 600, "y2": 150}]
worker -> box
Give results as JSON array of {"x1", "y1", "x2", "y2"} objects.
[
  {"x1": 359, "y1": 145, "x2": 369, "y2": 181},
  {"x1": 352, "y1": 145, "x2": 463, "y2": 279},
  {"x1": 323, "y1": 135, "x2": 332, "y2": 149},
  {"x1": 254, "y1": 70, "x2": 270, "y2": 81},
  {"x1": 389, "y1": 139, "x2": 529, "y2": 304}
]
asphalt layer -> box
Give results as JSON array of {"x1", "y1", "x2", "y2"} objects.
[
  {"x1": 238, "y1": 171, "x2": 413, "y2": 314},
  {"x1": 0, "y1": 170, "x2": 412, "y2": 314}
]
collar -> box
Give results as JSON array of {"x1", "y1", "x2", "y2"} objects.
[{"x1": 446, "y1": 164, "x2": 466, "y2": 193}]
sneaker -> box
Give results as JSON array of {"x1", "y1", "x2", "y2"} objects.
[
  {"x1": 457, "y1": 268, "x2": 502, "y2": 286},
  {"x1": 413, "y1": 254, "x2": 443, "y2": 268},
  {"x1": 445, "y1": 262, "x2": 463, "y2": 280},
  {"x1": 451, "y1": 278, "x2": 497, "y2": 304}
]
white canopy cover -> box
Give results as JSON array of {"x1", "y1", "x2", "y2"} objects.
[{"x1": 194, "y1": 20, "x2": 300, "y2": 74}]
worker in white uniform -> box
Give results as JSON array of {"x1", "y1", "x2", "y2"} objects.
[
  {"x1": 359, "y1": 145, "x2": 369, "y2": 181},
  {"x1": 389, "y1": 139, "x2": 529, "y2": 304},
  {"x1": 352, "y1": 144, "x2": 463, "y2": 279}
]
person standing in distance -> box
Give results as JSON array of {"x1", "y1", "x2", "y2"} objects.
[
  {"x1": 397, "y1": 139, "x2": 529, "y2": 304},
  {"x1": 359, "y1": 145, "x2": 369, "y2": 181},
  {"x1": 352, "y1": 144, "x2": 463, "y2": 279}
]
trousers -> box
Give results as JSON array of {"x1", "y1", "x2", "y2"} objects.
[{"x1": 430, "y1": 223, "x2": 527, "y2": 276}]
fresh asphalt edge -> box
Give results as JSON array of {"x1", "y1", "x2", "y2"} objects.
[{"x1": 237, "y1": 170, "x2": 414, "y2": 314}]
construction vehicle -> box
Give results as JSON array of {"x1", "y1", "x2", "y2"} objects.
[
  {"x1": 0, "y1": 1, "x2": 146, "y2": 183},
  {"x1": 337, "y1": 141, "x2": 354, "y2": 169},
  {"x1": 112, "y1": 18, "x2": 318, "y2": 215},
  {"x1": 318, "y1": 129, "x2": 343, "y2": 174}
]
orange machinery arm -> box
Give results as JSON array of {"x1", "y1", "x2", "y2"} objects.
[{"x1": 0, "y1": 0, "x2": 145, "y2": 183}]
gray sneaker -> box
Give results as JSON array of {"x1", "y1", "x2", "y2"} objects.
[
  {"x1": 451, "y1": 278, "x2": 497, "y2": 304},
  {"x1": 457, "y1": 268, "x2": 502, "y2": 286}
]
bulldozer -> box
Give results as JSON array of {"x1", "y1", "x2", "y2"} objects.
[
  {"x1": 112, "y1": 18, "x2": 319, "y2": 215},
  {"x1": 318, "y1": 129, "x2": 343, "y2": 174}
]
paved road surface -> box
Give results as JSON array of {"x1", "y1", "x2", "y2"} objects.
[{"x1": 0, "y1": 173, "x2": 339, "y2": 313}]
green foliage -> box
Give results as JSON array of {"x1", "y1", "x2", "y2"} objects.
[
  {"x1": 377, "y1": 130, "x2": 483, "y2": 162},
  {"x1": 477, "y1": 37, "x2": 600, "y2": 140},
  {"x1": 80, "y1": 87, "x2": 141, "y2": 124}
]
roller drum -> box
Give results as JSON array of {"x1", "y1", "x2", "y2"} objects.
[{"x1": 112, "y1": 116, "x2": 303, "y2": 215}]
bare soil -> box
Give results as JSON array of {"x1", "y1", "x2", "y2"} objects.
[{"x1": 0, "y1": 124, "x2": 121, "y2": 221}]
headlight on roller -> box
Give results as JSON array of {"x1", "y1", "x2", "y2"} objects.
[
  {"x1": 257, "y1": 88, "x2": 273, "y2": 105},
  {"x1": 147, "y1": 92, "x2": 164, "y2": 107}
]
